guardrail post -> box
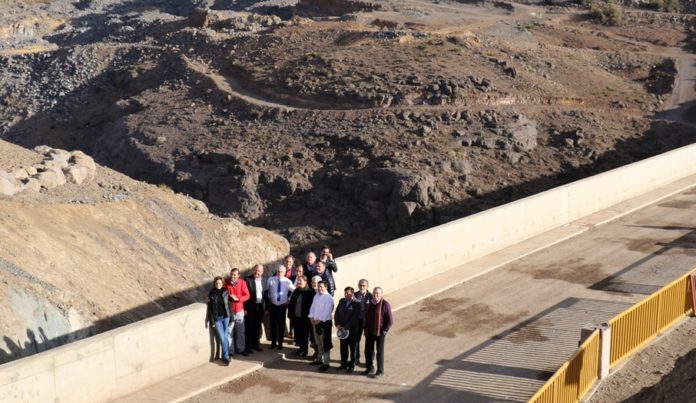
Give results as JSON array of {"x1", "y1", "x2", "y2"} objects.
[
  {"x1": 599, "y1": 323, "x2": 611, "y2": 378},
  {"x1": 690, "y1": 274, "x2": 696, "y2": 316}
]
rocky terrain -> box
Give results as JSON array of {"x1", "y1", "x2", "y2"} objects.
[
  {"x1": 1, "y1": 0, "x2": 695, "y2": 255},
  {"x1": 1, "y1": 0, "x2": 696, "y2": 373},
  {"x1": 0, "y1": 140, "x2": 287, "y2": 364}
]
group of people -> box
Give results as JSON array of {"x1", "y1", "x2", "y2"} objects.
[{"x1": 206, "y1": 246, "x2": 393, "y2": 378}]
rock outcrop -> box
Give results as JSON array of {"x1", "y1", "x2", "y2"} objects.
[{"x1": 0, "y1": 146, "x2": 97, "y2": 195}]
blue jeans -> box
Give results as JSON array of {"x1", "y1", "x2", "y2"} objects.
[
  {"x1": 228, "y1": 311, "x2": 246, "y2": 354},
  {"x1": 214, "y1": 316, "x2": 230, "y2": 360}
]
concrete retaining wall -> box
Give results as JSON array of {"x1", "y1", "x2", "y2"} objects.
[
  {"x1": 0, "y1": 304, "x2": 210, "y2": 403},
  {"x1": 2, "y1": 143, "x2": 696, "y2": 402},
  {"x1": 333, "y1": 143, "x2": 696, "y2": 296}
]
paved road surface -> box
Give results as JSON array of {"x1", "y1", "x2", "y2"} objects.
[{"x1": 184, "y1": 183, "x2": 696, "y2": 402}]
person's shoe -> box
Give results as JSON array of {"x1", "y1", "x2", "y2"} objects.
[
  {"x1": 277, "y1": 343, "x2": 283, "y2": 350},
  {"x1": 294, "y1": 350, "x2": 302, "y2": 356},
  {"x1": 299, "y1": 350, "x2": 308, "y2": 357},
  {"x1": 222, "y1": 358, "x2": 230, "y2": 366},
  {"x1": 373, "y1": 371, "x2": 384, "y2": 379},
  {"x1": 311, "y1": 352, "x2": 318, "y2": 359},
  {"x1": 337, "y1": 364, "x2": 348, "y2": 370},
  {"x1": 318, "y1": 364, "x2": 329, "y2": 372},
  {"x1": 240, "y1": 350, "x2": 249, "y2": 356},
  {"x1": 309, "y1": 360, "x2": 322, "y2": 366},
  {"x1": 270, "y1": 342, "x2": 277, "y2": 349},
  {"x1": 346, "y1": 365, "x2": 354, "y2": 373},
  {"x1": 363, "y1": 368, "x2": 373, "y2": 375},
  {"x1": 253, "y1": 346, "x2": 263, "y2": 352}
]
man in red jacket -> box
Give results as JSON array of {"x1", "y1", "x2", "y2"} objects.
[{"x1": 227, "y1": 268, "x2": 251, "y2": 356}]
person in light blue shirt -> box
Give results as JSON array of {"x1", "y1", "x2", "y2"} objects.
[{"x1": 267, "y1": 266, "x2": 295, "y2": 349}]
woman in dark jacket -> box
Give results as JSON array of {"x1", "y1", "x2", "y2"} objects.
[
  {"x1": 207, "y1": 276, "x2": 232, "y2": 365},
  {"x1": 287, "y1": 275, "x2": 314, "y2": 357}
]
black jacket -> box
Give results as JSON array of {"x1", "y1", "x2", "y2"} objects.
[
  {"x1": 244, "y1": 275, "x2": 269, "y2": 311},
  {"x1": 206, "y1": 288, "x2": 231, "y2": 325},
  {"x1": 287, "y1": 286, "x2": 314, "y2": 320},
  {"x1": 317, "y1": 270, "x2": 336, "y2": 296},
  {"x1": 334, "y1": 298, "x2": 362, "y2": 332}
]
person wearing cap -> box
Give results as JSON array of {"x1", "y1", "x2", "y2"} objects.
[
  {"x1": 308, "y1": 281, "x2": 334, "y2": 372},
  {"x1": 334, "y1": 286, "x2": 362, "y2": 372},
  {"x1": 267, "y1": 266, "x2": 295, "y2": 349},
  {"x1": 364, "y1": 287, "x2": 393, "y2": 378}
]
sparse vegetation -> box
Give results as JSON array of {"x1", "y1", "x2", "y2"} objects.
[
  {"x1": 649, "y1": 0, "x2": 679, "y2": 12},
  {"x1": 589, "y1": 0, "x2": 623, "y2": 26}
]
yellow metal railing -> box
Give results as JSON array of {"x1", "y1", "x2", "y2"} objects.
[
  {"x1": 529, "y1": 270, "x2": 694, "y2": 403},
  {"x1": 609, "y1": 272, "x2": 693, "y2": 367},
  {"x1": 528, "y1": 330, "x2": 600, "y2": 403}
]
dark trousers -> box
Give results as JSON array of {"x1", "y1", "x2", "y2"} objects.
[
  {"x1": 365, "y1": 332, "x2": 386, "y2": 373},
  {"x1": 245, "y1": 303, "x2": 264, "y2": 349},
  {"x1": 294, "y1": 317, "x2": 310, "y2": 353},
  {"x1": 356, "y1": 320, "x2": 364, "y2": 362},
  {"x1": 340, "y1": 330, "x2": 359, "y2": 366},
  {"x1": 269, "y1": 304, "x2": 287, "y2": 344}
]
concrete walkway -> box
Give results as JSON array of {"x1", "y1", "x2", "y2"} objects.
[{"x1": 121, "y1": 174, "x2": 696, "y2": 402}]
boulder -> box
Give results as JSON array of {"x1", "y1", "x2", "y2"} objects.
[
  {"x1": 33, "y1": 145, "x2": 52, "y2": 155},
  {"x1": 20, "y1": 178, "x2": 41, "y2": 193},
  {"x1": 0, "y1": 174, "x2": 17, "y2": 196},
  {"x1": 188, "y1": 7, "x2": 210, "y2": 28},
  {"x1": 340, "y1": 167, "x2": 439, "y2": 230},
  {"x1": 63, "y1": 166, "x2": 90, "y2": 185},
  {"x1": 37, "y1": 167, "x2": 67, "y2": 189},
  {"x1": 70, "y1": 152, "x2": 97, "y2": 172},
  {"x1": 12, "y1": 169, "x2": 29, "y2": 181},
  {"x1": 505, "y1": 115, "x2": 538, "y2": 152}
]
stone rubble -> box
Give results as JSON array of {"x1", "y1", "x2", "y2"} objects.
[{"x1": 0, "y1": 146, "x2": 97, "y2": 195}]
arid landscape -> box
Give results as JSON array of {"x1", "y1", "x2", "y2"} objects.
[
  {"x1": 1, "y1": 0, "x2": 696, "y2": 398},
  {"x1": 3, "y1": 0, "x2": 696, "y2": 254}
]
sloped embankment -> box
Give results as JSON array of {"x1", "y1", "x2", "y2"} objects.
[{"x1": 0, "y1": 140, "x2": 288, "y2": 364}]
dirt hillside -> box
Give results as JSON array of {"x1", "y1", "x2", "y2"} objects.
[
  {"x1": 1, "y1": 0, "x2": 695, "y2": 255},
  {"x1": 0, "y1": 139, "x2": 288, "y2": 364}
]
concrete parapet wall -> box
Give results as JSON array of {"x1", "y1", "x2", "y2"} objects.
[
  {"x1": 2, "y1": 143, "x2": 696, "y2": 402},
  {"x1": 334, "y1": 143, "x2": 696, "y2": 294},
  {"x1": 0, "y1": 304, "x2": 209, "y2": 403}
]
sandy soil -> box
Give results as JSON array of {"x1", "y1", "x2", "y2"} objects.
[{"x1": 589, "y1": 317, "x2": 696, "y2": 403}]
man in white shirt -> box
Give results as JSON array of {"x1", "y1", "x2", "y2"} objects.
[
  {"x1": 267, "y1": 266, "x2": 295, "y2": 349},
  {"x1": 309, "y1": 281, "x2": 334, "y2": 372}
]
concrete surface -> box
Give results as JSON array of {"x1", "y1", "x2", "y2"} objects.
[
  {"x1": 0, "y1": 304, "x2": 213, "y2": 403},
  {"x1": 183, "y1": 177, "x2": 696, "y2": 402}
]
